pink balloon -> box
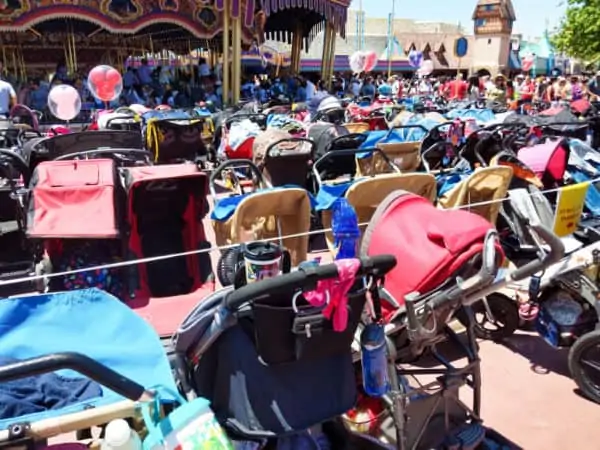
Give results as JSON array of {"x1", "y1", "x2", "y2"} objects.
[
  {"x1": 418, "y1": 59, "x2": 434, "y2": 76},
  {"x1": 47, "y1": 84, "x2": 81, "y2": 121}
]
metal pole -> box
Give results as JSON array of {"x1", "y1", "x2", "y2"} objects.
[{"x1": 387, "y1": 0, "x2": 395, "y2": 78}]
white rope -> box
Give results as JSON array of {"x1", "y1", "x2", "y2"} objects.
[{"x1": 0, "y1": 176, "x2": 598, "y2": 287}]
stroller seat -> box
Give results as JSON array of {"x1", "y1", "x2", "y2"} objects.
[
  {"x1": 212, "y1": 188, "x2": 311, "y2": 266},
  {"x1": 321, "y1": 173, "x2": 437, "y2": 255},
  {"x1": 252, "y1": 129, "x2": 314, "y2": 188},
  {"x1": 356, "y1": 125, "x2": 427, "y2": 176},
  {"x1": 438, "y1": 166, "x2": 513, "y2": 225}
]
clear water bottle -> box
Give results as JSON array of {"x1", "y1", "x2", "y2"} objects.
[
  {"x1": 331, "y1": 198, "x2": 360, "y2": 260},
  {"x1": 361, "y1": 323, "x2": 390, "y2": 397},
  {"x1": 101, "y1": 419, "x2": 142, "y2": 450},
  {"x1": 586, "y1": 128, "x2": 594, "y2": 148}
]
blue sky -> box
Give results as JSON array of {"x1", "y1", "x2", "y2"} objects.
[{"x1": 350, "y1": 0, "x2": 566, "y2": 38}]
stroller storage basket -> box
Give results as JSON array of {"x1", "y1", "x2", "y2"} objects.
[{"x1": 187, "y1": 256, "x2": 396, "y2": 438}]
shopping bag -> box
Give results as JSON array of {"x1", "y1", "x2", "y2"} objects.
[{"x1": 141, "y1": 386, "x2": 233, "y2": 450}]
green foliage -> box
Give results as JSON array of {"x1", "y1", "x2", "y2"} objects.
[{"x1": 552, "y1": 0, "x2": 600, "y2": 61}]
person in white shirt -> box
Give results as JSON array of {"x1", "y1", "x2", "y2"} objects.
[{"x1": 0, "y1": 79, "x2": 16, "y2": 116}]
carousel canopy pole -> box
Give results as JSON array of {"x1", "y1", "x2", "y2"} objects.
[
  {"x1": 291, "y1": 22, "x2": 302, "y2": 74},
  {"x1": 231, "y1": 8, "x2": 242, "y2": 104},
  {"x1": 323, "y1": 22, "x2": 336, "y2": 90},
  {"x1": 222, "y1": 0, "x2": 231, "y2": 105},
  {"x1": 321, "y1": 23, "x2": 331, "y2": 88}
]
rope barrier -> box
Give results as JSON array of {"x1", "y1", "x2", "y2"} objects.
[{"x1": 0, "y1": 176, "x2": 598, "y2": 287}]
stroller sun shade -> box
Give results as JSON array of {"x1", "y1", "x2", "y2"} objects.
[
  {"x1": 0, "y1": 289, "x2": 175, "y2": 429},
  {"x1": 518, "y1": 138, "x2": 569, "y2": 186},
  {"x1": 361, "y1": 191, "x2": 503, "y2": 320},
  {"x1": 27, "y1": 159, "x2": 119, "y2": 238}
]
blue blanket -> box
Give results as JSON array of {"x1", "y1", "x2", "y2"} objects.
[
  {"x1": 436, "y1": 171, "x2": 472, "y2": 196},
  {"x1": 315, "y1": 181, "x2": 354, "y2": 211},
  {"x1": 212, "y1": 186, "x2": 316, "y2": 221},
  {"x1": 0, "y1": 357, "x2": 102, "y2": 420}
]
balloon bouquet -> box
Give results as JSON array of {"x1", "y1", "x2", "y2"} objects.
[
  {"x1": 407, "y1": 50, "x2": 435, "y2": 103},
  {"x1": 46, "y1": 64, "x2": 123, "y2": 134}
]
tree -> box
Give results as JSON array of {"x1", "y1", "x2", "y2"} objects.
[{"x1": 552, "y1": 0, "x2": 600, "y2": 62}]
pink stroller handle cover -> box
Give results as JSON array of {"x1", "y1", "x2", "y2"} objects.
[{"x1": 303, "y1": 259, "x2": 360, "y2": 332}]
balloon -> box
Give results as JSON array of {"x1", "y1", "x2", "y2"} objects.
[
  {"x1": 522, "y1": 54, "x2": 535, "y2": 72},
  {"x1": 363, "y1": 51, "x2": 378, "y2": 72},
  {"x1": 349, "y1": 51, "x2": 378, "y2": 74},
  {"x1": 408, "y1": 50, "x2": 424, "y2": 68},
  {"x1": 47, "y1": 84, "x2": 81, "y2": 121},
  {"x1": 87, "y1": 65, "x2": 123, "y2": 102},
  {"x1": 418, "y1": 59, "x2": 434, "y2": 76}
]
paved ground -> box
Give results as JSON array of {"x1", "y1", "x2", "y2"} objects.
[{"x1": 479, "y1": 332, "x2": 600, "y2": 449}]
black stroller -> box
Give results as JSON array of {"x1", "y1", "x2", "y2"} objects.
[{"x1": 172, "y1": 255, "x2": 397, "y2": 449}]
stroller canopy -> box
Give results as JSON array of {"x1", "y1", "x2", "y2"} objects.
[{"x1": 0, "y1": 289, "x2": 175, "y2": 429}]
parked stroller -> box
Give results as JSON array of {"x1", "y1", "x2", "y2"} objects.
[
  {"x1": 3, "y1": 148, "x2": 215, "y2": 337},
  {"x1": 210, "y1": 159, "x2": 312, "y2": 268},
  {"x1": 172, "y1": 255, "x2": 398, "y2": 449},
  {"x1": 357, "y1": 190, "x2": 564, "y2": 449},
  {"x1": 143, "y1": 110, "x2": 210, "y2": 164},
  {"x1": 0, "y1": 289, "x2": 176, "y2": 442}
]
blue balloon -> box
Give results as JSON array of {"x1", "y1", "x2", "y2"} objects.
[{"x1": 408, "y1": 50, "x2": 424, "y2": 68}]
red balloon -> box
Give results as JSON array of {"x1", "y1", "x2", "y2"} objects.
[
  {"x1": 87, "y1": 65, "x2": 123, "y2": 102},
  {"x1": 363, "y1": 52, "x2": 378, "y2": 72}
]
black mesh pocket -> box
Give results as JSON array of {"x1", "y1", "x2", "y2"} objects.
[{"x1": 251, "y1": 288, "x2": 366, "y2": 365}]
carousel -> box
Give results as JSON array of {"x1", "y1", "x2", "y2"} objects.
[{"x1": 0, "y1": 0, "x2": 350, "y2": 104}]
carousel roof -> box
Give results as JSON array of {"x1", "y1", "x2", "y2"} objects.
[{"x1": 261, "y1": 0, "x2": 351, "y2": 49}]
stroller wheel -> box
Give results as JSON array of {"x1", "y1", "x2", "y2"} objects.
[
  {"x1": 569, "y1": 330, "x2": 600, "y2": 404},
  {"x1": 457, "y1": 293, "x2": 519, "y2": 341}
]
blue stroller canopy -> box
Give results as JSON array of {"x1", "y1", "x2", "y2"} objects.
[
  {"x1": 446, "y1": 108, "x2": 495, "y2": 123},
  {"x1": 0, "y1": 289, "x2": 176, "y2": 429}
]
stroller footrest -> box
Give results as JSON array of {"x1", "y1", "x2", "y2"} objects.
[{"x1": 443, "y1": 422, "x2": 486, "y2": 450}]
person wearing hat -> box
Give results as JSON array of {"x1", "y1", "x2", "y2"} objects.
[{"x1": 486, "y1": 74, "x2": 507, "y2": 104}]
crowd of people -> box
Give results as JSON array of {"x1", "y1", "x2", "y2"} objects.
[{"x1": 2, "y1": 57, "x2": 600, "y2": 118}]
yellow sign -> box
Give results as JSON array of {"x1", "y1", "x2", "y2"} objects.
[{"x1": 553, "y1": 182, "x2": 590, "y2": 237}]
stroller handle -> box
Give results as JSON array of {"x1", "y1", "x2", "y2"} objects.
[
  {"x1": 0, "y1": 352, "x2": 149, "y2": 401},
  {"x1": 427, "y1": 223, "x2": 565, "y2": 311},
  {"x1": 509, "y1": 223, "x2": 565, "y2": 281},
  {"x1": 265, "y1": 138, "x2": 315, "y2": 158},
  {"x1": 52, "y1": 148, "x2": 154, "y2": 163},
  {"x1": 225, "y1": 255, "x2": 397, "y2": 311}
]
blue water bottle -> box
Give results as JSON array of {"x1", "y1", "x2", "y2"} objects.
[
  {"x1": 331, "y1": 198, "x2": 360, "y2": 260},
  {"x1": 361, "y1": 323, "x2": 390, "y2": 397}
]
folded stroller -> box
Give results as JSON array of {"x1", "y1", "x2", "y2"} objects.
[
  {"x1": 172, "y1": 256, "x2": 397, "y2": 449},
  {"x1": 357, "y1": 190, "x2": 564, "y2": 449}
]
